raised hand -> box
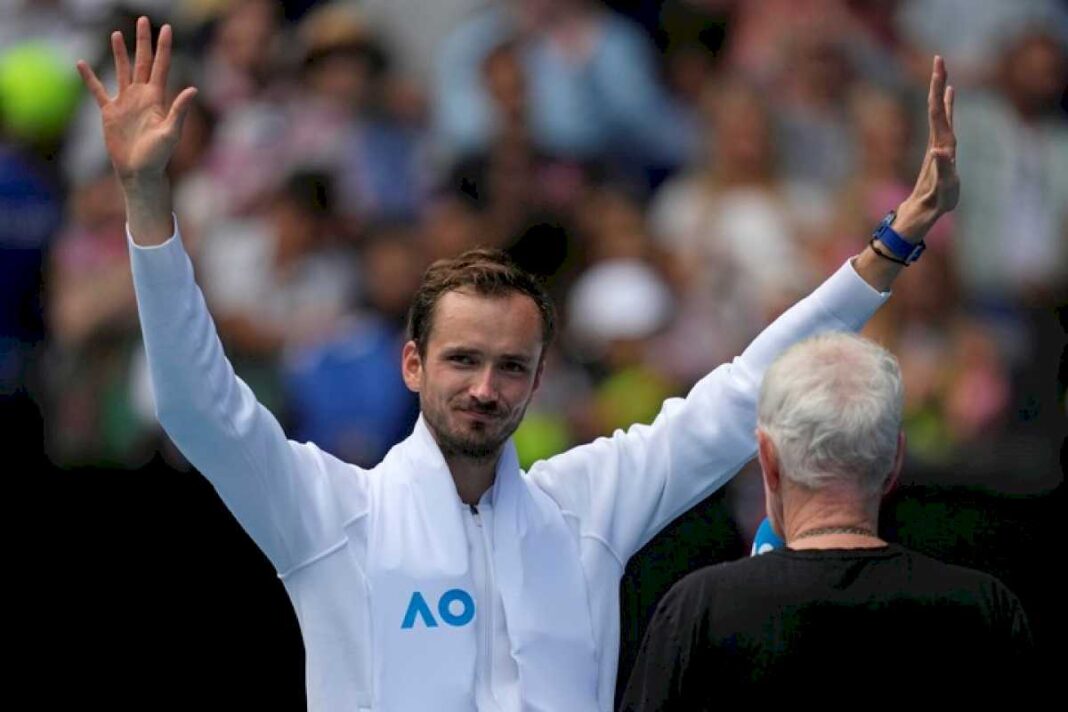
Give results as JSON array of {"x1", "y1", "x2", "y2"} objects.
[
  {"x1": 852, "y1": 56, "x2": 960, "y2": 291},
  {"x1": 916, "y1": 55, "x2": 959, "y2": 213},
  {"x1": 76, "y1": 16, "x2": 197, "y2": 182},
  {"x1": 76, "y1": 17, "x2": 197, "y2": 245},
  {"x1": 898, "y1": 56, "x2": 960, "y2": 233}
]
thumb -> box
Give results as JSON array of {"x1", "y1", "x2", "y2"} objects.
[{"x1": 164, "y1": 86, "x2": 199, "y2": 137}]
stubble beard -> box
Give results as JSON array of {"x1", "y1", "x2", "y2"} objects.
[{"x1": 422, "y1": 398, "x2": 526, "y2": 461}]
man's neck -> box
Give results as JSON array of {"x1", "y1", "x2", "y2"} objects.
[
  {"x1": 421, "y1": 419, "x2": 503, "y2": 505},
  {"x1": 782, "y1": 487, "x2": 884, "y2": 550},
  {"x1": 444, "y1": 452, "x2": 500, "y2": 506}
]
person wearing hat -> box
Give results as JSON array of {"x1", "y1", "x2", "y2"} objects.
[{"x1": 77, "y1": 17, "x2": 959, "y2": 711}]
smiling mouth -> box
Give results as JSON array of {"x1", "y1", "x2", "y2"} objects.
[{"x1": 458, "y1": 408, "x2": 500, "y2": 423}]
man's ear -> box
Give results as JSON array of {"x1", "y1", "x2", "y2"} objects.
[
  {"x1": 757, "y1": 428, "x2": 785, "y2": 538},
  {"x1": 757, "y1": 429, "x2": 781, "y2": 493},
  {"x1": 401, "y1": 340, "x2": 423, "y2": 393},
  {"x1": 884, "y1": 430, "x2": 906, "y2": 496}
]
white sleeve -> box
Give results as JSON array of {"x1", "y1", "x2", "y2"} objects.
[
  {"x1": 129, "y1": 223, "x2": 351, "y2": 576},
  {"x1": 528, "y1": 259, "x2": 890, "y2": 563}
]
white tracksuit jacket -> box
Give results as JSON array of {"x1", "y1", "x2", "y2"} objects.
[{"x1": 129, "y1": 225, "x2": 888, "y2": 711}]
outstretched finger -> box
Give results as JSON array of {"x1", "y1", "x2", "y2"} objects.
[
  {"x1": 945, "y1": 85, "x2": 955, "y2": 128},
  {"x1": 112, "y1": 31, "x2": 131, "y2": 90},
  {"x1": 150, "y1": 23, "x2": 172, "y2": 88},
  {"x1": 929, "y1": 56, "x2": 956, "y2": 148},
  {"x1": 77, "y1": 61, "x2": 110, "y2": 108},
  {"x1": 133, "y1": 16, "x2": 153, "y2": 83},
  {"x1": 928, "y1": 57, "x2": 947, "y2": 123},
  {"x1": 164, "y1": 86, "x2": 199, "y2": 136}
]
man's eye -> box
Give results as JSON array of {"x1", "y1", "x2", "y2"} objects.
[
  {"x1": 502, "y1": 362, "x2": 528, "y2": 374},
  {"x1": 449, "y1": 354, "x2": 475, "y2": 365}
]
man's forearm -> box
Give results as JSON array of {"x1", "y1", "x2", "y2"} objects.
[{"x1": 122, "y1": 174, "x2": 175, "y2": 246}]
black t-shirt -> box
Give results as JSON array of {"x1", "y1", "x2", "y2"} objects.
[{"x1": 620, "y1": 544, "x2": 1033, "y2": 709}]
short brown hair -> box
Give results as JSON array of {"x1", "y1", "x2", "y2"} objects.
[{"x1": 407, "y1": 248, "x2": 556, "y2": 357}]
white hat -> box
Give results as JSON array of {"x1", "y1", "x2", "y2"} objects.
[{"x1": 567, "y1": 260, "x2": 673, "y2": 349}]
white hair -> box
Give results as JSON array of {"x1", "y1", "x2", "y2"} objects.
[{"x1": 757, "y1": 333, "x2": 903, "y2": 493}]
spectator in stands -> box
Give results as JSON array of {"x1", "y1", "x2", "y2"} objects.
[
  {"x1": 45, "y1": 166, "x2": 152, "y2": 466},
  {"x1": 283, "y1": 225, "x2": 423, "y2": 467},
  {"x1": 774, "y1": 33, "x2": 858, "y2": 187},
  {"x1": 896, "y1": 0, "x2": 1068, "y2": 88},
  {"x1": 290, "y1": 2, "x2": 425, "y2": 223},
  {"x1": 198, "y1": 0, "x2": 282, "y2": 116},
  {"x1": 952, "y1": 25, "x2": 1068, "y2": 306},
  {"x1": 649, "y1": 78, "x2": 828, "y2": 380},
  {"x1": 196, "y1": 170, "x2": 358, "y2": 411},
  {"x1": 435, "y1": 0, "x2": 694, "y2": 170}
]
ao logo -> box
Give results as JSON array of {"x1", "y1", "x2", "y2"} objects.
[{"x1": 401, "y1": 588, "x2": 475, "y2": 629}]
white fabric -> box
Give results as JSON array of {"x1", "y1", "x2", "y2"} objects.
[
  {"x1": 649, "y1": 177, "x2": 830, "y2": 296},
  {"x1": 364, "y1": 416, "x2": 598, "y2": 711},
  {"x1": 197, "y1": 217, "x2": 356, "y2": 328},
  {"x1": 463, "y1": 495, "x2": 522, "y2": 711},
  {"x1": 129, "y1": 222, "x2": 889, "y2": 710},
  {"x1": 567, "y1": 260, "x2": 674, "y2": 346}
]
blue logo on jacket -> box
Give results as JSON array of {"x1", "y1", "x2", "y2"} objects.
[{"x1": 401, "y1": 589, "x2": 476, "y2": 629}]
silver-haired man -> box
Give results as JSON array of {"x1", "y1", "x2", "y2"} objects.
[{"x1": 621, "y1": 333, "x2": 1034, "y2": 706}]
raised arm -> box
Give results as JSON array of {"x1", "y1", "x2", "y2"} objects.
[
  {"x1": 77, "y1": 18, "x2": 351, "y2": 574},
  {"x1": 77, "y1": 18, "x2": 196, "y2": 245},
  {"x1": 530, "y1": 57, "x2": 960, "y2": 563}
]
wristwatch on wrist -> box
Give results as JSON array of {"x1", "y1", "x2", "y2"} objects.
[{"x1": 869, "y1": 210, "x2": 925, "y2": 266}]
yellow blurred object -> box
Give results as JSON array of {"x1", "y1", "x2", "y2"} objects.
[
  {"x1": 594, "y1": 366, "x2": 676, "y2": 434},
  {"x1": 0, "y1": 43, "x2": 80, "y2": 143},
  {"x1": 513, "y1": 412, "x2": 571, "y2": 469}
]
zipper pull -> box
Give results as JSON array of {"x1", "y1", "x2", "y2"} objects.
[{"x1": 469, "y1": 503, "x2": 481, "y2": 526}]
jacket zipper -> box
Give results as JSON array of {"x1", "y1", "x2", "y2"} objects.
[{"x1": 469, "y1": 503, "x2": 500, "y2": 709}]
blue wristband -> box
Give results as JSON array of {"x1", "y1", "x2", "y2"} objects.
[{"x1": 872, "y1": 210, "x2": 925, "y2": 264}]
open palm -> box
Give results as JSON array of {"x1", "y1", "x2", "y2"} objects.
[
  {"x1": 77, "y1": 17, "x2": 197, "y2": 181},
  {"x1": 912, "y1": 55, "x2": 960, "y2": 216}
]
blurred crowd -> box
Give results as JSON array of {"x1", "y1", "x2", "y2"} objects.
[{"x1": 2, "y1": 0, "x2": 1065, "y2": 532}]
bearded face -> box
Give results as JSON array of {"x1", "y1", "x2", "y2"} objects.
[{"x1": 402, "y1": 290, "x2": 544, "y2": 462}]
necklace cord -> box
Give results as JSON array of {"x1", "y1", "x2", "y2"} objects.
[{"x1": 791, "y1": 525, "x2": 879, "y2": 541}]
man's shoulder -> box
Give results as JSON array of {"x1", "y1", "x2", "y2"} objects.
[
  {"x1": 660, "y1": 546, "x2": 1028, "y2": 636},
  {"x1": 888, "y1": 545, "x2": 1014, "y2": 591}
]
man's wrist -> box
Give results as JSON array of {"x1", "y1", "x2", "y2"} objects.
[
  {"x1": 122, "y1": 173, "x2": 175, "y2": 247},
  {"x1": 119, "y1": 170, "x2": 168, "y2": 195},
  {"x1": 889, "y1": 197, "x2": 940, "y2": 243}
]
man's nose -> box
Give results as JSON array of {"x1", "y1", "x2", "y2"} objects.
[{"x1": 469, "y1": 366, "x2": 498, "y2": 403}]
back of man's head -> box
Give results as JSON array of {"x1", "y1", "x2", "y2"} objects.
[{"x1": 757, "y1": 333, "x2": 903, "y2": 494}]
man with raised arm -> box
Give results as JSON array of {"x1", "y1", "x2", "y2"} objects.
[{"x1": 78, "y1": 17, "x2": 959, "y2": 712}]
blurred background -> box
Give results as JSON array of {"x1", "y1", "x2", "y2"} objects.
[{"x1": 3, "y1": 0, "x2": 1064, "y2": 705}]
